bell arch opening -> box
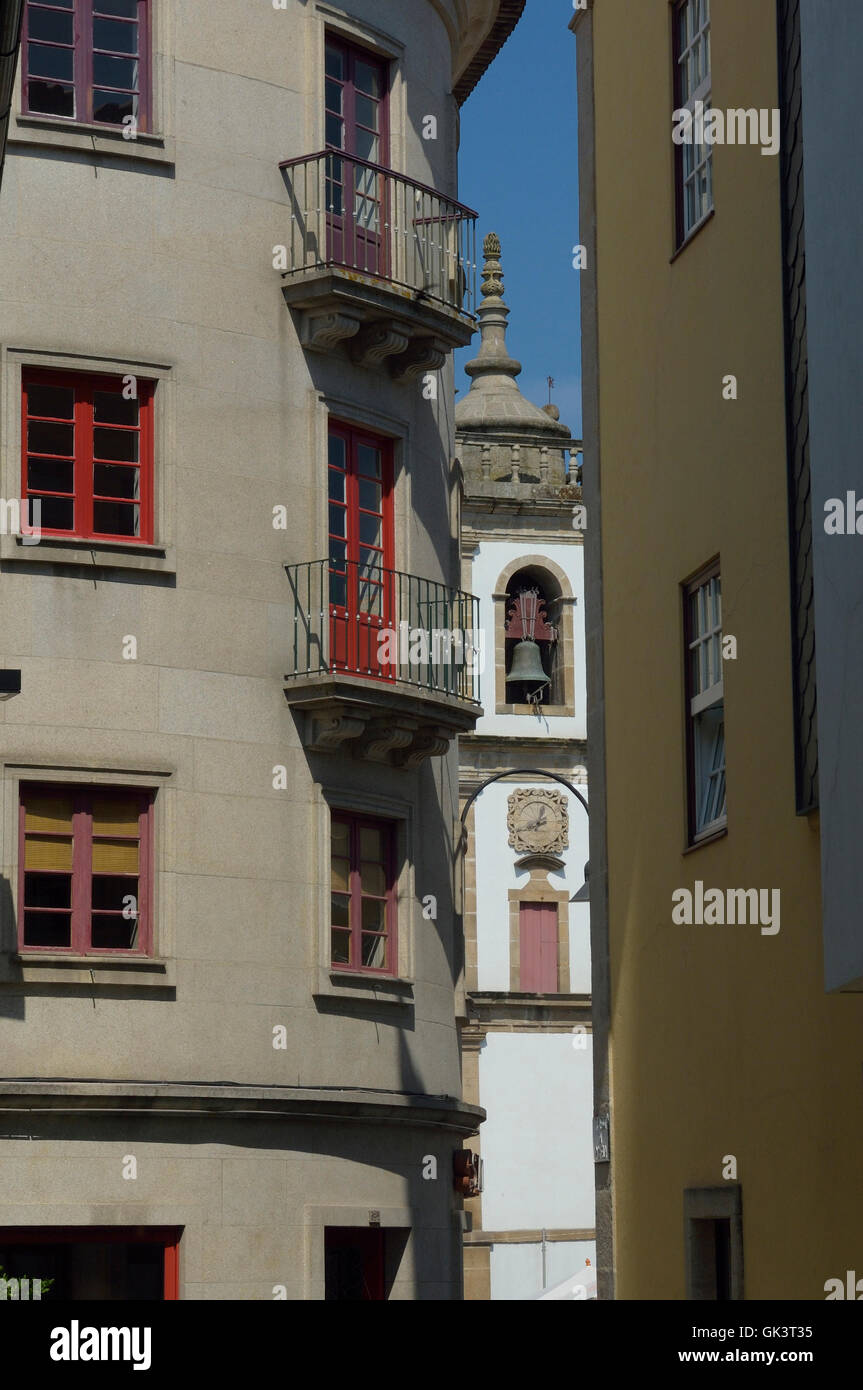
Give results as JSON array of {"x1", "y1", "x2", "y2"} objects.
[{"x1": 492, "y1": 558, "x2": 575, "y2": 716}]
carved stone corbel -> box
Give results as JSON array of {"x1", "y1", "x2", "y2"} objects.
[
  {"x1": 398, "y1": 725, "x2": 452, "y2": 767},
  {"x1": 390, "y1": 337, "x2": 449, "y2": 380},
  {"x1": 358, "y1": 717, "x2": 418, "y2": 764},
  {"x1": 306, "y1": 711, "x2": 366, "y2": 752},
  {"x1": 300, "y1": 312, "x2": 363, "y2": 352},
  {"x1": 350, "y1": 323, "x2": 410, "y2": 368}
]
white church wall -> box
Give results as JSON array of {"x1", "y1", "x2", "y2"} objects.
[
  {"x1": 478, "y1": 1032, "x2": 595, "y2": 1231},
  {"x1": 489, "y1": 1240, "x2": 596, "y2": 1300},
  {"x1": 474, "y1": 781, "x2": 590, "y2": 994}
]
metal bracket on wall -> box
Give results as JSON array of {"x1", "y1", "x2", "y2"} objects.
[{"x1": 593, "y1": 1114, "x2": 610, "y2": 1163}]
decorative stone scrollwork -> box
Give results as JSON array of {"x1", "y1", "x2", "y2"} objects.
[
  {"x1": 359, "y1": 718, "x2": 418, "y2": 763},
  {"x1": 350, "y1": 323, "x2": 410, "y2": 368},
  {"x1": 390, "y1": 338, "x2": 448, "y2": 380},
  {"x1": 294, "y1": 700, "x2": 466, "y2": 765},
  {"x1": 300, "y1": 312, "x2": 362, "y2": 352},
  {"x1": 307, "y1": 712, "x2": 366, "y2": 751},
  {"x1": 398, "y1": 727, "x2": 451, "y2": 768}
]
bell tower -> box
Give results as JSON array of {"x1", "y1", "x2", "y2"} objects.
[{"x1": 456, "y1": 236, "x2": 594, "y2": 1301}]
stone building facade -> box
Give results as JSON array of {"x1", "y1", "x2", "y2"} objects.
[
  {"x1": 0, "y1": 0, "x2": 523, "y2": 1301},
  {"x1": 456, "y1": 236, "x2": 595, "y2": 1300}
]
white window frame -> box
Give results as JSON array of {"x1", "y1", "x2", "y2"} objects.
[
  {"x1": 687, "y1": 568, "x2": 726, "y2": 840},
  {"x1": 676, "y1": 0, "x2": 713, "y2": 242}
]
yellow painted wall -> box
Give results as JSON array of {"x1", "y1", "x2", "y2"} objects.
[{"x1": 589, "y1": 0, "x2": 863, "y2": 1298}]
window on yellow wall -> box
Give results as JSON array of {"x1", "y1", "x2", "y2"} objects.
[
  {"x1": 674, "y1": 0, "x2": 713, "y2": 244},
  {"x1": 684, "y1": 565, "x2": 726, "y2": 842}
]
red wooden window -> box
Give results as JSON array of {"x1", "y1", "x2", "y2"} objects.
[
  {"x1": 0, "y1": 1227, "x2": 180, "y2": 1300},
  {"x1": 330, "y1": 813, "x2": 396, "y2": 974},
  {"x1": 18, "y1": 784, "x2": 154, "y2": 955},
  {"x1": 23, "y1": 0, "x2": 152, "y2": 131},
  {"x1": 22, "y1": 368, "x2": 154, "y2": 543},
  {"x1": 519, "y1": 902, "x2": 559, "y2": 993},
  {"x1": 325, "y1": 34, "x2": 389, "y2": 275},
  {"x1": 328, "y1": 421, "x2": 394, "y2": 678}
]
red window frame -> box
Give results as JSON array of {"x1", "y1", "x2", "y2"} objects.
[
  {"x1": 519, "y1": 901, "x2": 559, "y2": 993},
  {"x1": 0, "y1": 1227, "x2": 180, "y2": 1300},
  {"x1": 324, "y1": 34, "x2": 390, "y2": 165},
  {"x1": 330, "y1": 812, "x2": 397, "y2": 976},
  {"x1": 324, "y1": 33, "x2": 390, "y2": 277},
  {"x1": 22, "y1": 367, "x2": 155, "y2": 544},
  {"x1": 22, "y1": 0, "x2": 152, "y2": 132},
  {"x1": 18, "y1": 783, "x2": 154, "y2": 956},
  {"x1": 328, "y1": 420, "x2": 395, "y2": 679}
]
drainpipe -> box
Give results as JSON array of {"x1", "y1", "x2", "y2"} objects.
[{"x1": 0, "y1": 0, "x2": 25, "y2": 193}]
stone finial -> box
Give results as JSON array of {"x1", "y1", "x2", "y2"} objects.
[
  {"x1": 480, "y1": 231, "x2": 505, "y2": 300},
  {"x1": 457, "y1": 228, "x2": 572, "y2": 479}
]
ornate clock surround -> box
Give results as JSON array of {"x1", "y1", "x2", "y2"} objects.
[{"x1": 507, "y1": 787, "x2": 569, "y2": 856}]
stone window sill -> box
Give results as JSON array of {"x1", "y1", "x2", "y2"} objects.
[
  {"x1": 683, "y1": 823, "x2": 728, "y2": 854},
  {"x1": 1, "y1": 953, "x2": 175, "y2": 989},
  {"x1": 670, "y1": 208, "x2": 715, "y2": 263},
  {"x1": 313, "y1": 966, "x2": 414, "y2": 1007},
  {"x1": 9, "y1": 115, "x2": 175, "y2": 168},
  {"x1": 0, "y1": 533, "x2": 176, "y2": 576}
]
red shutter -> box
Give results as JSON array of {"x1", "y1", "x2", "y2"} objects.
[{"x1": 519, "y1": 902, "x2": 558, "y2": 993}]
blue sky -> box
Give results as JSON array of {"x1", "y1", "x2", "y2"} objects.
[{"x1": 454, "y1": 1, "x2": 582, "y2": 436}]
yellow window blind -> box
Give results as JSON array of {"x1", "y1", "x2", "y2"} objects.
[{"x1": 92, "y1": 838, "x2": 139, "y2": 874}]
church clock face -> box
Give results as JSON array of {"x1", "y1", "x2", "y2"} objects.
[{"x1": 508, "y1": 791, "x2": 568, "y2": 854}]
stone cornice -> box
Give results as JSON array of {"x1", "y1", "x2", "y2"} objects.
[
  {"x1": 0, "y1": 1081, "x2": 485, "y2": 1135},
  {"x1": 459, "y1": 734, "x2": 587, "y2": 763},
  {"x1": 453, "y1": 1, "x2": 526, "y2": 105},
  {"x1": 461, "y1": 486, "x2": 582, "y2": 514},
  {"x1": 465, "y1": 992, "x2": 592, "y2": 1031}
]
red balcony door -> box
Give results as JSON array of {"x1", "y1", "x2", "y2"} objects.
[
  {"x1": 325, "y1": 36, "x2": 389, "y2": 276},
  {"x1": 328, "y1": 423, "x2": 394, "y2": 679}
]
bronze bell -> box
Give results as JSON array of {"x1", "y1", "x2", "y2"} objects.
[{"x1": 506, "y1": 639, "x2": 550, "y2": 687}]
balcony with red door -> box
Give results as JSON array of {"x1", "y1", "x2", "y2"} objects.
[
  {"x1": 278, "y1": 38, "x2": 478, "y2": 375},
  {"x1": 279, "y1": 151, "x2": 478, "y2": 375},
  {"x1": 284, "y1": 558, "x2": 482, "y2": 765}
]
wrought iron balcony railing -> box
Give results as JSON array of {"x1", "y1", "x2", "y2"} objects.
[
  {"x1": 285, "y1": 559, "x2": 482, "y2": 706},
  {"x1": 279, "y1": 151, "x2": 478, "y2": 321}
]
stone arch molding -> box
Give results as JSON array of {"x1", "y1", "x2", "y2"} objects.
[
  {"x1": 493, "y1": 555, "x2": 576, "y2": 715},
  {"x1": 493, "y1": 553, "x2": 574, "y2": 601}
]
